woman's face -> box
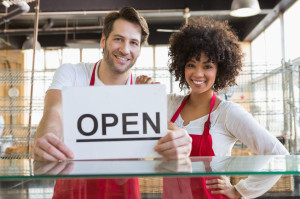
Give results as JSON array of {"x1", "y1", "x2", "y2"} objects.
[{"x1": 184, "y1": 52, "x2": 217, "y2": 94}]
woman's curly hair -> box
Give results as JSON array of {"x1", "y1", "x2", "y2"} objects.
[{"x1": 168, "y1": 17, "x2": 243, "y2": 92}]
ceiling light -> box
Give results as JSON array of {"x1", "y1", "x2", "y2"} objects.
[
  {"x1": 1, "y1": 0, "x2": 11, "y2": 7},
  {"x1": 230, "y1": 0, "x2": 261, "y2": 17},
  {"x1": 1, "y1": 0, "x2": 35, "y2": 7},
  {"x1": 22, "y1": 35, "x2": 41, "y2": 50},
  {"x1": 0, "y1": 1, "x2": 30, "y2": 25}
]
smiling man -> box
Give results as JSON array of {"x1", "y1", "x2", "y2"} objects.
[
  {"x1": 34, "y1": 6, "x2": 191, "y2": 162},
  {"x1": 101, "y1": 19, "x2": 140, "y2": 75},
  {"x1": 34, "y1": 7, "x2": 192, "y2": 198}
]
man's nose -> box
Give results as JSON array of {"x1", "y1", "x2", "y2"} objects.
[{"x1": 119, "y1": 42, "x2": 130, "y2": 55}]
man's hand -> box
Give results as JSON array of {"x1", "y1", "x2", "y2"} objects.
[
  {"x1": 34, "y1": 90, "x2": 74, "y2": 161},
  {"x1": 154, "y1": 122, "x2": 192, "y2": 160},
  {"x1": 34, "y1": 160, "x2": 74, "y2": 175},
  {"x1": 34, "y1": 133, "x2": 74, "y2": 161},
  {"x1": 206, "y1": 176, "x2": 242, "y2": 199},
  {"x1": 136, "y1": 75, "x2": 159, "y2": 84},
  {"x1": 155, "y1": 158, "x2": 192, "y2": 173}
]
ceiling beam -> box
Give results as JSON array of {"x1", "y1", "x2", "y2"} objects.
[{"x1": 244, "y1": 0, "x2": 296, "y2": 41}]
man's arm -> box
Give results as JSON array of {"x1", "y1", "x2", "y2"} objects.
[{"x1": 34, "y1": 89, "x2": 74, "y2": 161}]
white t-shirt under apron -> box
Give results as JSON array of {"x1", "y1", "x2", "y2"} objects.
[{"x1": 49, "y1": 61, "x2": 135, "y2": 90}]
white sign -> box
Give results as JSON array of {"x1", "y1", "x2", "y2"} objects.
[{"x1": 62, "y1": 84, "x2": 167, "y2": 160}]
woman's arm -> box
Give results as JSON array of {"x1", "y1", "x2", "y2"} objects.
[{"x1": 224, "y1": 103, "x2": 288, "y2": 198}]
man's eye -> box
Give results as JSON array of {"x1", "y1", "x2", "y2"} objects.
[{"x1": 131, "y1": 41, "x2": 139, "y2": 46}]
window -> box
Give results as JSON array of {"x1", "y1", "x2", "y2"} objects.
[
  {"x1": 82, "y1": 48, "x2": 102, "y2": 63},
  {"x1": 62, "y1": 48, "x2": 80, "y2": 64},
  {"x1": 284, "y1": 0, "x2": 300, "y2": 61}
]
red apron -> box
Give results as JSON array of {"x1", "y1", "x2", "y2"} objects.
[
  {"x1": 53, "y1": 62, "x2": 140, "y2": 199},
  {"x1": 163, "y1": 92, "x2": 228, "y2": 199}
]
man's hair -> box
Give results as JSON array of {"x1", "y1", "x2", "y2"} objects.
[{"x1": 103, "y1": 7, "x2": 149, "y2": 45}]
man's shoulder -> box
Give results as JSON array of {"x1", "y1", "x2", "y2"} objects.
[
  {"x1": 59, "y1": 62, "x2": 94, "y2": 69},
  {"x1": 57, "y1": 62, "x2": 94, "y2": 74}
]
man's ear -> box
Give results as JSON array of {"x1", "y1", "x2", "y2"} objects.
[{"x1": 100, "y1": 35, "x2": 106, "y2": 49}]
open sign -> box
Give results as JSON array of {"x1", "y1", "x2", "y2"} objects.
[{"x1": 62, "y1": 85, "x2": 167, "y2": 160}]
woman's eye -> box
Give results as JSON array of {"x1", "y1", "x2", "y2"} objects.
[
  {"x1": 205, "y1": 65, "x2": 213, "y2": 69},
  {"x1": 186, "y1": 64, "x2": 194, "y2": 68}
]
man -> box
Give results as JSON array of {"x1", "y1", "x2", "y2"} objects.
[{"x1": 34, "y1": 7, "x2": 191, "y2": 162}]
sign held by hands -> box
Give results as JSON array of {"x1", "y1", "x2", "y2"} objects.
[{"x1": 62, "y1": 84, "x2": 167, "y2": 160}]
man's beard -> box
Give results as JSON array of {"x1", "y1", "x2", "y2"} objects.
[{"x1": 103, "y1": 46, "x2": 137, "y2": 74}]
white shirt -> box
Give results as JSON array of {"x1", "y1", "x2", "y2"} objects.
[
  {"x1": 49, "y1": 61, "x2": 135, "y2": 90},
  {"x1": 168, "y1": 93, "x2": 289, "y2": 198}
]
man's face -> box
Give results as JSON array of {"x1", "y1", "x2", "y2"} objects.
[{"x1": 101, "y1": 18, "x2": 142, "y2": 74}]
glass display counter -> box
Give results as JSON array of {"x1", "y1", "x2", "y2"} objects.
[{"x1": 0, "y1": 155, "x2": 299, "y2": 198}]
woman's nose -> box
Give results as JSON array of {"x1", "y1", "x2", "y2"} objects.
[{"x1": 194, "y1": 67, "x2": 204, "y2": 77}]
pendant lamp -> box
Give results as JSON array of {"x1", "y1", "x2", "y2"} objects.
[{"x1": 230, "y1": 0, "x2": 261, "y2": 17}]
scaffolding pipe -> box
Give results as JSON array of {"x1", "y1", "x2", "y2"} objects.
[
  {"x1": 28, "y1": 0, "x2": 40, "y2": 157},
  {"x1": 0, "y1": 2, "x2": 30, "y2": 25}
]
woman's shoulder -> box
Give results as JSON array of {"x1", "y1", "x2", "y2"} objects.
[
  {"x1": 167, "y1": 93, "x2": 186, "y2": 115},
  {"x1": 218, "y1": 100, "x2": 244, "y2": 110},
  {"x1": 218, "y1": 100, "x2": 252, "y2": 120},
  {"x1": 167, "y1": 93, "x2": 185, "y2": 104}
]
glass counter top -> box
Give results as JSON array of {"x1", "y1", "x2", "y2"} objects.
[{"x1": 0, "y1": 155, "x2": 300, "y2": 179}]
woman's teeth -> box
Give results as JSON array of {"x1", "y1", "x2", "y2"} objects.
[{"x1": 193, "y1": 80, "x2": 205, "y2": 85}]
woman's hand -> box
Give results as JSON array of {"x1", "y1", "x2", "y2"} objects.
[
  {"x1": 136, "y1": 75, "x2": 159, "y2": 84},
  {"x1": 206, "y1": 176, "x2": 242, "y2": 199}
]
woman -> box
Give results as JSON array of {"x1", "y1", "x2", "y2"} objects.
[{"x1": 157, "y1": 17, "x2": 289, "y2": 199}]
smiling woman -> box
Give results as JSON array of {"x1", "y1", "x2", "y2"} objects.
[{"x1": 165, "y1": 17, "x2": 289, "y2": 199}]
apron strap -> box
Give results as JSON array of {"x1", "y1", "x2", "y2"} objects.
[
  {"x1": 203, "y1": 92, "x2": 216, "y2": 135},
  {"x1": 170, "y1": 95, "x2": 189, "y2": 123},
  {"x1": 170, "y1": 92, "x2": 216, "y2": 126},
  {"x1": 89, "y1": 61, "x2": 98, "y2": 86}
]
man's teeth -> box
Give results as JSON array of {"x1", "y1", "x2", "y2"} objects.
[
  {"x1": 193, "y1": 80, "x2": 205, "y2": 84},
  {"x1": 116, "y1": 56, "x2": 129, "y2": 61}
]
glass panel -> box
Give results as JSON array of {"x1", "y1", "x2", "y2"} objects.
[
  {"x1": 24, "y1": 49, "x2": 45, "y2": 71},
  {"x1": 82, "y1": 48, "x2": 102, "y2": 63},
  {"x1": 284, "y1": 0, "x2": 300, "y2": 61},
  {"x1": 132, "y1": 46, "x2": 154, "y2": 83},
  {"x1": 62, "y1": 49, "x2": 80, "y2": 64},
  {"x1": 45, "y1": 49, "x2": 61, "y2": 69},
  {"x1": 0, "y1": 155, "x2": 300, "y2": 179},
  {"x1": 155, "y1": 46, "x2": 169, "y2": 68},
  {"x1": 265, "y1": 18, "x2": 282, "y2": 67},
  {"x1": 135, "y1": 46, "x2": 153, "y2": 68},
  {"x1": 251, "y1": 32, "x2": 266, "y2": 68},
  {"x1": 0, "y1": 176, "x2": 296, "y2": 198}
]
